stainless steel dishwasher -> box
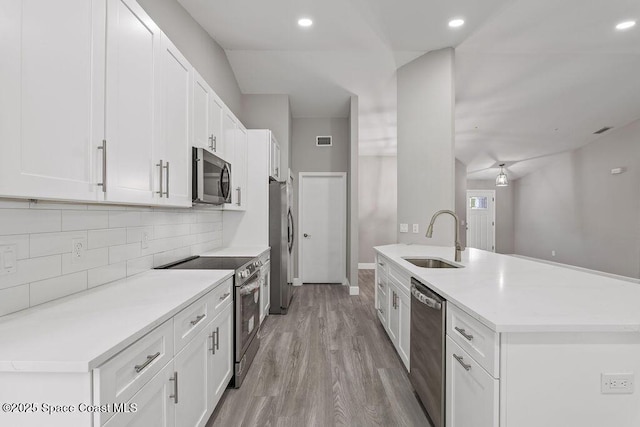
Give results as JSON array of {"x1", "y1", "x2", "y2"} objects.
[{"x1": 409, "y1": 277, "x2": 446, "y2": 427}]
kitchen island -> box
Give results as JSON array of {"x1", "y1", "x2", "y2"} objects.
[{"x1": 374, "y1": 244, "x2": 640, "y2": 427}]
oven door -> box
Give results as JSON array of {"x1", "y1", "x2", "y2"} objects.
[
  {"x1": 192, "y1": 147, "x2": 231, "y2": 204},
  {"x1": 235, "y1": 272, "x2": 261, "y2": 361}
]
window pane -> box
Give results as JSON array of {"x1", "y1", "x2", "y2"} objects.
[{"x1": 469, "y1": 196, "x2": 488, "y2": 210}]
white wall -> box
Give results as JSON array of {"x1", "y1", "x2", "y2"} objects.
[
  {"x1": 397, "y1": 48, "x2": 455, "y2": 245},
  {"x1": 0, "y1": 200, "x2": 223, "y2": 317},
  {"x1": 359, "y1": 156, "x2": 397, "y2": 263},
  {"x1": 242, "y1": 94, "x2": 291, "y2": 175},
  {"x1": 467, "y1": 179, "x2": 515, "y2": 254},
  {"x1": 138, "y1": 0, "x2": 243, "y2": 119},
  {"x1": 513, "y1": 119, "x2": 640, "y2": 278},
  {"x1": 348, "y1": 96, "x2": 359, "y2": 290},
  {"x1": 455, "y1": 159, "x2": 468, "y2": 248}
]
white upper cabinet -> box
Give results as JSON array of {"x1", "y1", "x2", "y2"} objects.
[
  {"x1": 269, "y1": 134, "x2": 281, "y2": 181},
  {"x1": 157, "y1": 34, "x2": 192, "y2": 207},
  {"x1": 210, "y1": 95, "x2": 225, "y2": 158},
  {"x1": 223, "y1": 114, "x2": 248, "y2": 211},
  {"x1": 0, "y1": 0, "x2": 106, "y2": 202},
  {"x1": 104, "y1": 0, "x2": 162, "y2": 205},
  {"x1": 191, "y1": 71, "x2": 211, "y2": 151}
]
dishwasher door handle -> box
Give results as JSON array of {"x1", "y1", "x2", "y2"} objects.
[{"x1": 411, "y1": 286, "x2": 442, "y2": 310}]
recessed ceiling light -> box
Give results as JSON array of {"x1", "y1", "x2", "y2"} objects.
[
  {"x1": 448, "y1": 19, "x2": 465, "y2": 28},
  {"x1": 298, "y1": 18, "x2": 313, "y2": 27},
  {"x1": 616, "y1": 20, "x2": 636, "y2": 30}
]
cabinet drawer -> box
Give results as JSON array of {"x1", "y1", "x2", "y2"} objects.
[
  {"x1": 94, "y1": 320, "x2": 174, "y2": 426},
  {"x1": 376, "y1": 255, "x2": 389, "y2": 275},
  {"x1": 446, "y1": 337, "x2": 499, "y2": 427},
  {"x1": 376, "y1": 272, "x2": 388, "y2": 296},
  {"x1": 447, "y1": 304, "x2": 499, "y2": 377},
  {"x1": 173, "y1": 278, "x2": 232, "y2": 354},
  {"x1": 389, "y1": 263, "x2": 410, "y2": 294}
]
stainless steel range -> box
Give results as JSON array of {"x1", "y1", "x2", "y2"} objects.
[{"x1": 158, "y1": 255, "x2": 264, "y2": 388}]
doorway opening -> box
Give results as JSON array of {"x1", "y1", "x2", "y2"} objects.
[{"x1": 466, "y1": 190, "x2": 496, "y2": 252}]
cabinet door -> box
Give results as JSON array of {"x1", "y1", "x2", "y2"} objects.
[
  {"x1": 174, "y1": 324, "x2": 211, "y2": 427},
  {"x1": 269, "y1": 136, "x2": 281, "y2": 180},
  {"x1": 208, "y1": 303, "x2": 233, "y2": 411},
  {"x1": 103, "y1": 361, "x2": 176, "y2": 427},
  {"x1": 261, "y1": 267, "x2": 270, "y2": 323},
  {"x1": 446, "y1": 337, "x2": 499, "y2": 427},
  {"x1": 375, "y1": 273, "x2": 388, "y2": 329},
  {"x1": 397, "y1": 289, "x2": 411, "y2": 370},
  {"x1": 105, "y1": 0, "x2": 162, "y2": 205},
  {"x1": 192, "y1": 71, "x2": 211, "y2": 150},
  {"x1": 210, "y1": 95, "x2": 225, "y2": 158},
  {"x1": 222, "y1": 111, "x2": 237, "y2": 208},
  {"x1": 158, "y1": 34, "x2": 191, "y2": 207},
  {"x1": 387, "y1": 287, "x2": 400, "y2": 345},
  {"x1": 232, "y1": 125, "x2": 248, "y2": 211},
  {"x1": 0, "y1": 0, "x2": 105, "y2": 202}
]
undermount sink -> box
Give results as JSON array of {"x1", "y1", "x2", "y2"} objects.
[{"x1": 403, "y1": 257, "x2": 462, "y2": 269}]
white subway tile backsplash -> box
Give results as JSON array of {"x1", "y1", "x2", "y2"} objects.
[
  {"x1": 0, "y1": 199, "x2": 223, "y2": 316},
  {"x1": 109, "y1": 211, "x2": 142, "y2": 228},
  {"x1": 0, "y1": 209, "x2": 61, "y2": 235},
  {"x1": 127, "y1": 255, "x2": 154, "y2": 277},
  {"x1": 0, "y1": 285, "x2": 30, "y2": 316},
  {"x1": 61, "y1": 248, "x2": 108, "y2": 274},
  {"x1": 109, "y1": 243, "x2": 141, "y2": 264},
  {"x1": 30, "y1": 231, "x2": 87, "y2": 257},
  {"x1": 62, "y1": 210, "x2": 109, "y2": 231},
  {"x1": 0, "y1": 255, "x2": 62, "y2": 290},
  {"x1": 88, "y1": 228, "x2": 127, "y2": 249},
  {"x1": 88, "y1": 263, "x2": 127, "y2": 288},
  {"x1": 0, "y1": 235, "x2": 30, "y2": 260},
  {"x1": 30, "y1": 271, "x2": 88, "y2": 306}
]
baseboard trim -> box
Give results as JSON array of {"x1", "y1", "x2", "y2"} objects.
[
  {"x1": 358, "y1": 263, "x2": 375, "y2": 270},
  {"x1": 293, "y1": 278, "x2": 303, "y2": 286}
]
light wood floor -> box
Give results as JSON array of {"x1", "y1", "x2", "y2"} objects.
[{"x1": 206, "y1": 270, "x2": 430, "y2": 427}]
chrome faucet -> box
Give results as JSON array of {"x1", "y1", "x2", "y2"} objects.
[{"x1": 426, "y1": 210, "x2": 464, "y2": 262}]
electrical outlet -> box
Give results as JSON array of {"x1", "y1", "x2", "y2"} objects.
[
  {"x1": 71, "y1": 237, "x2": 86, "y2": 264},
  {"x1": 400, "y1": 224, "x2": 408, "y2": 233},
  {"x1": 551, "y1": 250, "x2": 556, "y2": 257},
  {"x1": 602, "y1": 373, "x2": 634, "y2": 394},
  {"x1": 0, "y1": 244, "x2": 17, "y2": 276},
  {"x1": 412, "y1": 224, "x2": 419, "y2": 233},
  {"x1": 141, "y1": 231, "x2": 150, "y2": 249}
]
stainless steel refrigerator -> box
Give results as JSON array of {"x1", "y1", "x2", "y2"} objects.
[{"x1": 269, "y1": 179, "x2": 294, "y2": 314}]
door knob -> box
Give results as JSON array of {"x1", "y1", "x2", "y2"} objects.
[{"x1": 304, "y1": 233, "x2": 311, "y2": 238}]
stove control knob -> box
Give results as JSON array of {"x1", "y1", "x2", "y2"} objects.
[{"x1": 239, "y1": 270, "x2": 249, "y2": 279}]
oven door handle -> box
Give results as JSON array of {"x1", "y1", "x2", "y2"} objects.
[{"x1": 239, "y1": 281, "x2": 260, "y2": 295}]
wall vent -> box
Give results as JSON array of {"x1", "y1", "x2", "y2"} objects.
[
  {"x1": 316, "y1": 136, "x2": 332, "y2": 146},
  {"x1": 593, "y1": 126, "x2": 613, "y2": 135}
]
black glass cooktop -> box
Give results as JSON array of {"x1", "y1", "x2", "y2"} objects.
[{"x1": 157, "y1": 256, "x2": 254, "y2": 271}]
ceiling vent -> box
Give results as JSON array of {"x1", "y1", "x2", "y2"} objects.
[
  {"x1": 593, "y1": 126, "x2": 613, "y2": 135},
  {"x1": 316, "y1": 136, "x2": 332, "y2": 146}
]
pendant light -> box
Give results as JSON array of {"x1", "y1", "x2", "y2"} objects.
[{"x1": 496, "y1": 164, "x2": 509, "y2": 187}]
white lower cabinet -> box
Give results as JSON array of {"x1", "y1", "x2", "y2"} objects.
[
  {"x1": 375, "y1": 273, "x2": 389, "y2": 328},
  {"x1": 446, "y1": 337, "x2": 499, "y2": 427},
  {"x1": 396, "y1": 289, "x2": 411, "y2": 368},
  {"x1": 104, "y1": 361, "x2": 176, "y2": 427},
  {"x1": 208, "y1": 304, "x2": 233, "y2": 406}
]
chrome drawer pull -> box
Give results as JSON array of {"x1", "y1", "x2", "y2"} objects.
[
  {"x1": 190, "y1": 314, "x2": 206, "y2": 326},
  {"x1": 454, "y1": 326, "x2": 474, "y2": 341},
  {"x1": 453, "y1": 354, "x2": 471, "y2": 371},
  {"x1": 134, "y1": 351, "x2": 161, "y2": 373},
  {"x1": 219, "y1": 292, "x2": 231, "y2": 301},
  {"x1": 169, "y1": 371, "x2": 179, "y2": 404},
  {"x1": 215, "y1": 326, "x2": 220, "y2": 350},
  {"x1": 210, "y1": 331, "x2": 216, "y2": 354}
]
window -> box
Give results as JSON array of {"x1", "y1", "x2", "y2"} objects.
[{"x1": 469, "y1": 196, "x2": 488, "y2": 210}]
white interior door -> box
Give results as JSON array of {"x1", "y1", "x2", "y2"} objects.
[
  {"x1": 299, "y1": 173, "x2": 346, "y2": 284},
  {"x1": 466, "y1": 190, "x2": 495, "y2": 252}
]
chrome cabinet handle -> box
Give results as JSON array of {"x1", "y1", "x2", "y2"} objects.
[
  {"x1": 236, "y1": 187, "x2": 241, "y2": 206},
  {"x1": 134, "y1": 351, "x2": 160, "y2": 373},
  {"x1": 209, "y1": 134, "x2": 217, "y2": 151},
  {"x1": 454, "y1": 326, "x2": 474, "y2": 341},
  {"x1": 156, "y1": 160, "x2": 164, "y2": 198},
  {"x1": 215, "y1": 326, "x2": 220, "y2": 351},
  {"x1": 190, "y1": 314, "x2": 206, "y2": 326},
  {"x1": 97, "y1": 140, "x2": 107, "y2": 192},
  {"x1": 453, "y1": 354, "x2": 471, "y2": 371},
  {"x1": 164, "y1": 161, "x2": 169, "y2": 198},
  {"x1": 169, "y1": 371, "x2": 179, "y2": 403},
  {"x1": 219, "y1": 292, "x2": 231, "y2": 301},
  {"x1": 378, "y1": 261, "x2": 385, "y2": 267},
  {"x1": 275, "y1": 167, "x2": 279, "y2": 177}
]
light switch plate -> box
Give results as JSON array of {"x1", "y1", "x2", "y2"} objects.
[
  {"x1": 412, "y1": 224, "x2": 419, "y2": 233},
  {"x1": 0, "y1": 244, "x2": 17, "y2": 276},
  {"x1": 400, "y1": 224, "x2": 408, "y2": 233}
]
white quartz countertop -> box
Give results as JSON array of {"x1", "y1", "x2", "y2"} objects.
[
  {"x1": 375, "y1": 244, "x2": 640, "y2": 333},
  {"x1": 0, "y1": 269, "x2": 234, "y2": 373},
  {"x1": 199, "y1": 246, "x2": 270, "y2": 258}
]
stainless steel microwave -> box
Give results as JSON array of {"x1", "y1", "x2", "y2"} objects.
[{"x1": 192, "y1": 147, "x2": 231, "y2": 205}]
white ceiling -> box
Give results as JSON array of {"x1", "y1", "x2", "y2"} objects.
[
  {"x1": 178, "y1": 0, "x2": 640, "y2": 177},
  {"x1": 457, "y1": 0, "x2": 640, "y2": 180}
]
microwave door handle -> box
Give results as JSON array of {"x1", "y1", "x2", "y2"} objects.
[{"x1": 197, "y1": 153, "x2": 204, "y2": 201}]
